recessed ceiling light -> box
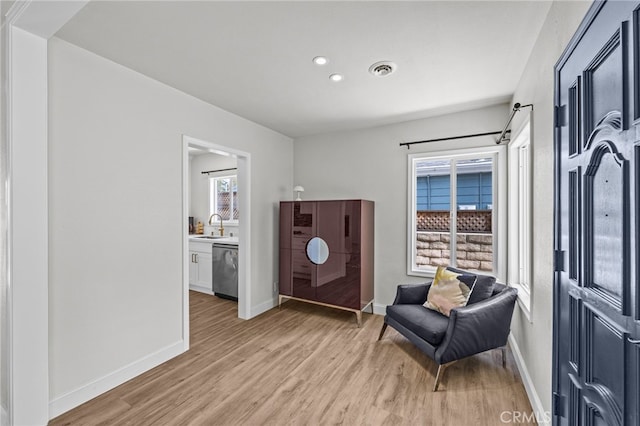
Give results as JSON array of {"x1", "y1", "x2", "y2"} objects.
[
  {"x1": 313, "y1": 56, "x2": 328, "y2": 65},
  {"x1": 329, "y1": 74, "x2": 343, "y2": 82},
  {"x1": 369, "y1": 61, "x2": 397, "y2": 77}
]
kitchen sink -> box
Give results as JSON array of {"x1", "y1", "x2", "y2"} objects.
[{"x1": 192, "y1": 235, "x2": 227, "y2": 240}]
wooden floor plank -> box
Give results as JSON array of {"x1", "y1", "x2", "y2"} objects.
[{"x1": 50, "y1": 292, "x2": 534, "y2": 425}]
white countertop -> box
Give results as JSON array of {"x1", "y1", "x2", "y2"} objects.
[{"x1": 189, "y1": 234, "x2": 239, "y2": 245}]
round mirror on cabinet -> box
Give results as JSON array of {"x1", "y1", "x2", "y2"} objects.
[{"x1": 306, "y1": 237, "x2": 329, "y2": 265}]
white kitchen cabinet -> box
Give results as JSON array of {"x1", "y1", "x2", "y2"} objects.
[{"x1": 189, "y1": 241, "x2": 213, "y2": 292}]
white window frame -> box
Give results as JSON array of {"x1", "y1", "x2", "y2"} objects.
[
  {"x1": 508, "y1": 118, "x2": 532, "y2": 320},
  {"x1": 408, "y1": 145, "x2": 507, "y2": 280},
  {"x1": 209, "y1": 174, "x2": 239, "y2": 224}
]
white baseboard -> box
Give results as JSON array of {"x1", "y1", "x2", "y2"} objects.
[
  {"x1": 508, "y1": 334, "x2": 550, "y2": 426},
  {"x1": 250, "y1": 297, "x2": 277, "y2": 318},
  {"x1": 189, "y1": 284, "x2": 214, "y2": 295},
  {"x1": 49, "y1": 340, "x2": 185, "y2": 420}
]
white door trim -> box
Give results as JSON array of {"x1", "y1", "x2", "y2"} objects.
[
  {"x1": 2, "y1": 2, "x2": 88, "y2": 424},
  {"x1": 182, "y1": 135, "x2": 252, "y2": 321}
]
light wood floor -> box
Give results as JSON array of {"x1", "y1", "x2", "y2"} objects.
[{"x1": 50, "y1": 291, "x2": 534, "y2": 425}]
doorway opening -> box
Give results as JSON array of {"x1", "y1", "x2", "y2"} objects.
[{"x1": 182, "y1": 135, "x2": 252, "y2": 349}]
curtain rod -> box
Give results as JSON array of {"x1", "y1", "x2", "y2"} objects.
[
  {"x1": 399, "y1": 130, "x2": 508, "y2": 149},
  {"x1": 495, "y1": 103, "x2": 533, "y2": 145},
  {"x1": 399, "y1": 102, "x2": 532, "y2": 149},
  {"x1": 201, "y1": 167, "x2": 237, "y2": 175}
]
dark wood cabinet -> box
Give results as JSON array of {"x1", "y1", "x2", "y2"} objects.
[{"x1": 279, "y1": 200, "x2": 374, "y2": 326}]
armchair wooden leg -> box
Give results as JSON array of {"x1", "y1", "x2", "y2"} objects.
[
  {"x1": 377, "y1": 323, "x2": 388, "y2": 341},
  {"x1": 433, "y1": 364, "x2": 446, "y2": 392},
  {"x1": 501, "y1": 346, "x2": 507, "y2": 368},
  {"x1": 433, "y1": 361, "x2": 456, "y2": 391}
]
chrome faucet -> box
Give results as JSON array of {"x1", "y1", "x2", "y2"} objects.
[{"x1": 208, "y1": 213, "x2": 225, "y2": 237}]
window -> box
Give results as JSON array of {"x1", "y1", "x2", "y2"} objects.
[
  {"x1": 209, "y1": 175, "x2": 238, "y2": 222},
  {"x1": 508, "y1": 121, "x2": 532, "y2": 316},
  {"x1": 408, "y1": 146, "x2": 506, "y2": 278}
]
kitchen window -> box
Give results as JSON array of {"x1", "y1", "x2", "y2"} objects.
[
  {"x1": 209, "y1": 175, "x2": 239, "y2": 222},
  {"x1": 408, "y1": 146, "x2": 506, "y2": 278}
]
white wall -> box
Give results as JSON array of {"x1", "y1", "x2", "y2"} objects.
[
  {"x1": 507, "y1": 0, "x2": 591, "y2": 419},
  {"x1": 189, "y1": 153, "x2": 238, "y2": 236},
  {"x1": 293, "y1": 103, "x2": 509, "y2": 309},
  {"x1": 48, "y1": 37, "x2": 292, "y2": 414}
]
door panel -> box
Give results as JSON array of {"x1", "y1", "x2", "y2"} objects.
[
  {"x1": 279, "y1": 249, "x2": 292, "y2": 296},
  {"x1": 568, "y1": 167, "x2": 581, "y2": 282},
  {"x1": 316, "y1": 201, "x2": 344, "y2": 255},
  {"x1": 291, "y1": 201, "x2": 316, "y2": 300},
  {"x1": 584, "y1": 142, "x2": 629, "y2": 309},
  {"x1": 316, "y1": 200, "x2": 361, "y2": 254},
  {"x1": 554, "y1": 2, "x2": 640, "y2": 425},
  {"x1": 292, "y1": 249, "x2": 315, "y2": 300},
  {"x1": 315, "y1": 253, "x2": 360, "y2": 310},
  {"x1": 583, "y1": 29, "x2": 624, "y2": 136},
  {"x1": 292, "y1": 201, "x2": 315, "y2": 244},
  {"x1": 315, "y1": 201, "x2": 361, "y2": 309},
  {"x1": 280, "y1": 201, "x2": 293, "y2": 250},
  {"x1": 585, "y1": 307, "x2": 625, "y2": 402}
]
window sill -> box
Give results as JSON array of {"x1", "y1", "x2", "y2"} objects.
[
  {"x1": 408, "y1": 268, "x2": 436, "y2": 279},
  {"x1": 510, "y1": 282, "x2": 531, "y2": 323},
  {"x1": 409, "y1": 266, "x2": 498, "y2": 279}
]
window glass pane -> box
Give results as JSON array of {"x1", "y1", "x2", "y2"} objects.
[
  {"x1": 211, "y1": 176, "x2": 239, "y2": 221},
  {"x1": 455, "y1": 157, "x2": 493, "y2": 273},
  {"x1": 415, "y1": 159, "x2": 451, "y2": 271},
  {"x1": 518, "y1": 146, "x2": 529, "y2": 287},
  {"x1": 416, "y1": 159, "x2": 451, "y2": 211},
  {"x1": 231, "y1": 176, "x2": 239, "y2": 220},
  {"x1": 216, "y1": 178, "x2": 230, "y2": 220},
  {"x1": 410, "y1": 150, "x2": 500, "y2": 277}
]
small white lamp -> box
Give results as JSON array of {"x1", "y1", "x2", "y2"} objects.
[{"x1": 293, "y1": 185, "x2": 305, "y2": 201}]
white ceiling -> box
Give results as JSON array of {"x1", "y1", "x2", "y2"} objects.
[{"x1": 55, "y1": 1, "x2": 552, "y2": 138}]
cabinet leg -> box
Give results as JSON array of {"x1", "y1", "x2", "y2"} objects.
[
  {"x1": 278, "y1": 295, "x2": 283, "y2": 309},
  {"x1": 355, "y1": 311, "x2": 362, "y2": 328}
]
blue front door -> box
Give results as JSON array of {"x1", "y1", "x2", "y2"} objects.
[{"x1": 554, "y1": 1, "x2": 640, "y2": 425}]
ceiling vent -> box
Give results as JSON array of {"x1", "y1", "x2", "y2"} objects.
[{"x1": 369, "y1": 61, "x2": 397, "y2": 77}]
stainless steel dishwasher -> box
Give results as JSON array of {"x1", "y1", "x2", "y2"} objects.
[{"x1": 212, "y1": 243, "x2": 238, "y2": 301}]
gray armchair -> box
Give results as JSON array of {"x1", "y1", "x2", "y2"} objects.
[{"x1": 377, "y1": 272, "x2": 517, "y2": 391}]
